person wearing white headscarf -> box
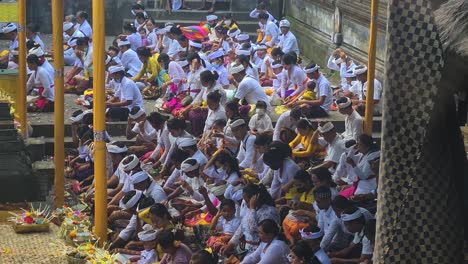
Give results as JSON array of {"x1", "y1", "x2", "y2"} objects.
[
  {"x1": 63, "y1": 22, "x2": 85, "y2": 66},
  {"x1": 336, "y1": 97, "x2": 363, "y2": 142},
  {"x1": 278, "y1": 19, "x2": 299, "y2": 55},
  {"x1": 327, "y1": 48, "x2": 356, "y2": 90},
  {"x1": 118, "y1": 39, "x2": 143, "y2": 77}
]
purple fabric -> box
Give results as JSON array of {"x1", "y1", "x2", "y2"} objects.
[
  {"x1": 238, "y1": 105, "x2": 252, "y2": 119},
  {"x1": 188, "y1": 108, "x2": 208, "y2": 137},
  {"x1": 278, "y1": 89, "x2": 294, "y2": 98}
]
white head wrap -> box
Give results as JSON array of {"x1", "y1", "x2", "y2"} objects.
[
  {"x1": 299, "y1": 228, "x2": 324, "y2": 240},
  {"x1": 318, "y1": 122, "x2": 334, "y2": 133},
  {"x1": 227, "y1": 28, "x2": 241, "y2": 38},
  {"x1": 236, "y1": 34, "x2": 249, "y2": 41},
  {"x1": 70, "y1": 109, "x2": 92, "y2": 123},
  {"x1": 189, "y1": 40, "x2": 203, "y2": 49},
  {"x1": 117, "y1": 39, "x2": 131, "y2": 47},
  {"x1": 107, "y1": 143, "x2": 128, "y2": 154},
  {"x1": 178, "y1": 60, "x2": 189, "y2": 68},
  {"x1": 343, "y1": 69, "x2": 356, "y2": 78},
  {"x1": 333, "y1": 57, "x2": 343, "y2": 65},
  {"x1": 28, "y1": 46, "x2": 44, "y2": 57},
  {"x1": 2, "y1": 23, "x2": 17, "y2": 33},
  {"x1": 230, "y1": 118, "x2": 246, "y2": 128},
  {"x1": 353, "y1": 65, "x2": 368, "y2": 76},
  {"x1": 119, "y1": 154, "x2": 140, "y2": 172},
  {"x1": 208, "y1": 50, "x2": 224, "y2": 60},
  {"x1": 279, "y1": 19, "x2": 291, "y2": 28},
  {"x1": 304, "y1": 64, "x2": 320, "y2": 74},
  {"x1": 177, "y1": 137, "x2": 197, "y2": 149},
  {"x1": 105, "y1": 55, "x2": 112, "y2": 65},
  {"x1": 337, "y1": 97, "x2": 352, "y2": 109},
  {"x1": 229, "y1": 63, "x2": 245, "y2": 74},
  {"x1": 342, "y1": 209, "x2": 364, "y2": 222},
  {"x1": 180, "y1": 158, "x2": 200, "y2": 173},
  {"x1": 255, "y1": 44, "x2": 267, "y2": 51},
  {"x1": 206, "y1": 14, "x2": 218, "y2": 21},
  {"x1": 119, "y1": 190, "x2": 143, "y2": 209},
  {"x1": 235, "y1": 49, "x2": 251, "y2": 56},
  {"x1": 130, "y1": 171, "x2": 150, "y2": 184},
  {"x1": 138, "y1": 230, "x2": 158, "y2": 241},
  {"x1": 63, "y1": 22, "x2": 74, "y2": 32},
  {"x1": 68, "y1": 38, "x2": 78, "y2": 47},
  {"x1": 108, "y1": 65, "x2": 125, "y2": 74},
  {"x1": 271, "y1": 62, "x2": 283, "y2": 69},
  {"x1": 129, "y1": 108, "x2": 146, "y2": 119}
]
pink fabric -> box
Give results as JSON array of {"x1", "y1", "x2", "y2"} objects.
[
  {"x1": 139, "y1": 151, "x2": 153, "y2": 161},
  {"x1": 36, "y1": 87, "x2": 48, "y2": 109},
  {"x1": 339, "y1": 181, "x2": 358, "y2": 198}
]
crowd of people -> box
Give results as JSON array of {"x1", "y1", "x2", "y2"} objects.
[{"x1": 0, "y1": 1, "x2": 384, "y2": 263}]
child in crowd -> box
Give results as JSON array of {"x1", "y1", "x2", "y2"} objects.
[
  {"x1": 207, "y1": 199, "x2": 241, "y2": 252},
  {"x1": 249, "y1": 100, "x2": 273, "y2": 134}
]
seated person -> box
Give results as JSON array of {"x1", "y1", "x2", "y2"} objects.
[
  {"x1": 206, "y1": 199, "x2": 241, "y2": 252},
  {"x1": 163, "y1": 149, "x2": 190, "y2": 194},
  {"x1": 190, "y1": 249, "x2": 219, "y2": 264},
  {"x1": 125, "y1": 106, "x2": 157, "y2": 154},
  {"x1": 157, "y1": 228, "x2": 192, "y2": 264},
  {"x1": 289, "y1": 118, "x2": 321, "y2": 162},
  {"x1": 248, "y1": 100, "x2": 273, "y2": 134},
  {"x1": 298, "y1": 225, "x2": 332, "y2": 264}
]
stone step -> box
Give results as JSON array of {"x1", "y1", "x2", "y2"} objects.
[
  {"x1": 146, "y1": 8, "x2": 254, "y2": 21},
  {"x1": 41, "y1": 136, "x2": 136, "y2": 156},
  {"x1": 30, "y1": 121, "x2": 129, "y2": 138}
]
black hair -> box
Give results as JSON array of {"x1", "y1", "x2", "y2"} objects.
[
  {"x1": 257, "y1": 2, "x2": 266, "y2": 10},
  {"x1": 213, "y1": 119, "x2": 227, "y2": 127},
  {"x1": 290, "y1": 107, "x2": 303, "y2": 120},
  {"x1": 82, "y1": 113, "x2": 93, "y2": 126},
  {"x1": 311, "y1": 167, "x2": 335, "y2": 187},
  {"x1": 76, "y1": 37, "x2": 90, "y2": 46},
  {"x1": 313, "y1": 185, "x2": 332, "y2": 198},
  {"x1": 26, "y1": 23, "x2": 39, "y2": 33},
  {"x1": 147, "y1": 112, "x2": 167, "y2": 126},
  {"x1": 237, "y1": 55, "x2": 252, "y2": 68},
  {"x1": 281, "y1": 52, "x2": 297, "y2": 65},
  {"x1": 147, "y1": 18, "x2": 156, "y2": 25},
  {"x1": 130, "y1": 106, "x2": 143, "y2": 116},
  {"x1": 136, "y1": 46, "x2": 152, "y2": 57},
  {"x1": 108, "y1": 45, "x2": 119, "y2": 53},
  {"x1": 294, "y1": 169, "x2": 312, "y2": 183},
  {"x1": 271, "y1": 60, "x2": 282, "y2": 68},
  {"x1": 131, "y1": 4, "x2": 145, "y2": 10},
  {"x1": 135, "y1": 12, "x2": 146, "y2": 20},
  {"x1": 296, "y1": 118, "x2": 314, "y2": 130},
  {"x1": 182, "y1": 158, "x2": 198, "y2": 166},
  {"x1": 200, "y1": 70, "x2": 219, "y2": 83},
  {"x1": 342, "y1": 207, "x2": 366, "y2": 225},
  {"x1": 123, "y1": 22, "x2": 137, "y2": 33},
  {"x1": 177, "y1": 34, "x2": 188, "y2": 42},
  {"x1": 169, "y1": 25, "x2": 182, "y2": 36},
  {"x1": 336, "y1": 96, "x2": 351, "y2": 106},
  {"x1": 364, "y1": 218, "x2": 376, "y2": 242},
  {"x1": 187, "y1": 52, "x2": 206, "y2": 68},
  {"x1": 77, "y1": 124, "x2": 91, "y2": 139},
  {"x1": 263, "y1": 141, "x2": 292, "y2": 166},
  {"x1": 258, "y1": 218, "x2": 280, "y2": 236},
  {"x1": 189, "y1": 39, "x2": 203, "y2": 50},
  {"x1": 307, "y1": 80, "x2": 316, "y2": 90},
  {"x1": 223, "y1": 153, "x2": 241, "y2": 176},
  {"x1": 26, "y1": 40, "x2": 38, "y2": 51},
  {"x1": 270, "y1": 47, "x2": 284, "y2": 58},
  {"x1": 242, "y1": 183, "x2": 275, "y2": 207},
  {"x1": 108, "y1": 142, "x2": 128, "y2": 157},
  {"x1": 170, "y1": 149, "x2": 191, "y2": 163},
  {"x1": 292, "y1": 240, "x2": 316, "y2": 263},
  {"x1": 122, "y1": 190, "x2": 146, "y2": 209},
  {"x1": 220, "y1": 199, "x2": 236, "y2": 210},
  {"x1": 207, "y1": 90, "x2": 222, "y2": 103},
  {"x1": 26, "y1": 54, "x2": 40, "y2": 65},
  {"x1": 166, "y1": 118, "x2": 186, "y2": 130},
  {"x1": 304, "y1": 63, "x2": 319, "y2": 73},
  {"x1": 225, "y1": 100, "x2": 240, "y2": 114},
  {"x1": 331, "y1": 195, "x2": 353, "y2": 210},
  {"x1": 71, "y1": 110, "x2": 83, "y2": 118},
  {"x1": 157, "y1": 53, "x2": 170, "y2": 68},
  {"x1": 139, "y1": 196, "x2": 155, "y2": 210},
  {"x1": 149, "y1": 203, "x2": 172, "y2": 220},
  {"x1": 157, "y1": 228, "x2": 185, "y2": 249},
  {"x1": 254, "y1": 131, "x2": 272, "y2": 146},
  {"x1": 191, "y1": 249, "x2": 219, "y2": 264},
  {"x1": 258, "y1": 12, "x2": 269, "y2": 21},
  {"x1": 255, "y1": 100, "x2": 267, "y2": 109},
  {"x1": 358, "y1": 134, "x2": 379, "y2": 152},
  {"x1": 76, "y1": 11, "x2": 88, "y2": 19}
]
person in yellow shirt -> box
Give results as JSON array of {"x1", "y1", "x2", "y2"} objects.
[
  {"x1": 133, "y1": 47, "x2": 169, "y2": 96},
  {"x1": 289, "y1": 118, "x2": 321, "y2": 160}
]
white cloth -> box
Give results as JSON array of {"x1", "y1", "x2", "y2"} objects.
[
  {"x1": 167, "y1": 39, "x2": 182, "y2": 59},
  {"x1": 41, "y1": 59, "x2": 55, "y2": 83},
  {"x1": 167, "y1": 61, "x2": 185, "y2": 91},
  {"x1": 77, "y1": 20, "x2": 92, "y2": 38},
  {"x1": 353, "y1": 228, "x2": 373, "y2": 255},
  {"x1": 67, "y1": 29, "x2": 85, "y2": 47},
  {"x1": 204, "y1": 105, "x2": 227, "y2": 132},
  {"x1": 278, "y1": 31, "x2": 299, "y2": 55},
  {"x1": 317, "y1": 206, "x2": 338, "y2": 240},
  {"x1": 273, "y1": 110, "x2": 296, "y2": 142},
  {"x1": 261, "y1": 21, "x2": 280, "y2": 46},
  {"x1": 216, "y1": 216, "x2": 241, "y2": 235},
  {"x1": 349, "y1": 79, "x2": 383, "y2": 114},
  {"x1": 172, "y1": 0, "x2": 182, "y2": 10},
  {"x1": 248, "y1": 114, "x2": 273, "y2": 133},
  {"x1": 138, "y1": 249, "x2": 158, "y2": 264},
  {"x1": 127, "y1": 32, "x2": 143, "y2": 51},
  {"x1": 164, "y1": 168, "x2": 182, "y2": 189},
  {"x1": 342, "y1": 110, "x2": 363, "y2": 141},
  {"x1": 119, "y1": 77, "x2": 144, "y2": 109},
  {"x1": 246, "y1": 65, "x2": 260, "y2": 81},
  {"x1": 146, "y1": 30, "x2": 159, "y2": 52},
  {"x1": 118, "y1": 215, "x2": 138, "y2": 240},
  {"x1": 241, "y1": 239, "x2": 290, "y2": 264},
  {"x1": 326, "y1": 56, "x2": 356, "y2": 90},
  {"x1": 186, "y1": 65, "x2": 205, "y2": 96},
  {"x1": 213, "y1": 64, "x2": 230, "y2": 86},
  {"x1": 120, "y1": 49, "x2": 143, "y2": 77},
  {"x1": 314, "y1": 248, "x2": 332, "y2": 264},
  {"x1": 29, "y1": 35, "x2": 46, "y2": 50},
  {"x1": 192, "y1": 81, "x2": 226, "y2": 106},
  {"x1": 144, "y1": 180, "x2": 168, "y2": 203},
  {"x1": 284, "y1": 65, "x2": 307, "y2": 97},
  {"x1": 192, "y1": 150, "x2": 208, "y2": 167},
  {"x1": 237, "y1": 133, "x2": 257, "y2": 169},
  {"x1": 269, "y1": 158, "x2": 300, "y2": 199},
  {"x1": 26, "y1": 66, "x2": 55, "y2": 102},
  {"x1": 235, "y1": 76, "x2": 271, "y2": 107},
  {"x1": 249, "y1": 9, "x2": 276, "y2": 23},
  {"x1": 353, "y1": 151, "x2": 379, "y2": 195},
  {"x1": 149, "y1": 124, "x2": 171, "y2": 161},
  {"x1": 132, "y1": 120, "x2": 157, "y2": 142},
  {"x1": 319, "y1": 135, "x2": 346, "y2": 165},
  {"x1": 162, "y1": 131, "x2": 193, "y2": 167},
  {"x1": 314, "y1": 73, "x2": 333, "y2": 111}
]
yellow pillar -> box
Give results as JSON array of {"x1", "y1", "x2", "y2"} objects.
[
  {"x1": 364, "y1": 0, "x2": 379, "y2": 135},
  {"x1": 17, "y1": 0, "x2": 27, "y2": 137},
  {"x1": 93, "y1": 0, "x2": 108, "y2": 244},
  {"x1": 52, "y1": 0, "x2": 65, "y2": 208}
]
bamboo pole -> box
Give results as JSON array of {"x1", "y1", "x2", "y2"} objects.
[
  {"x1": 92, "y1": 0, "x2": 108, "y2": 244},
  {"x1": 52, "y1": 0, "x2": 65, "y2": 208},
  {"x1": 364, "y1": 0, "x2": 379, "y2": 135},
  {"x1": 17, "y1": 0, "x2": 27, "y2": 137}
]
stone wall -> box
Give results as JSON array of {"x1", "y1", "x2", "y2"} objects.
[{"x1": 282, "y1": 0, "x2": 388, "y2": 79}]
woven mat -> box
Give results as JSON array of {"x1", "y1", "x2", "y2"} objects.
[{"x1": 0, "y1": 224, "x2": 67, "y2": 264}]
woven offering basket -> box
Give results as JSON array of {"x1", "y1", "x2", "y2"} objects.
[{"x1": 12, "y1": 222, "x2": 50, "y2": 233}]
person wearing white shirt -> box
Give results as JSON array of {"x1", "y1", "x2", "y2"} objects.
[
  {"x1": 204, "y1": 92, "x2": 227, "y2": 132},
  {"x1": 131, "y1": 171, "x2": 167, "y2": 204},
  {"x1": 106, "y1": 66, "x2": 144, "y2": 118},
  {"x1": 278, "y1": 19, "x2": 300, "y2": 55},
  {"x1": 229, "y1": 63, "x2": 271, "y2": 108},
  {"x1": 208, "y1": 50, "x2": 230, "y2": 88},
  {"x1": 336, "y1": 97, "x2": 363, "y2": 141},
  {"x1": 258, "y1": 13, "x2": 280, "y2": 47},
  {"x1": 162, "y1": 149, "x2": 190, "y2": 192},
  {"x1": 327, "y1": 49, "x2": 356, "y2": 90},
  {"x1": 249, "y1": 2, "x2": 277, "y2": 23},
  {"x1": 346, "y1": 65, "x2": 383, "y2": 116},
  {"x1": 314, "y1": 122, "x2": 347, "y2": 172},
  {"x1": 296, "y1": 64, "x2": 333, "y2": 118},
  {"x1": 272, "y1": 108, "x2": 302, "y2": 142},
  {"x1": 249, "y1": 101, "x2": 273, "y2": 134},
  {"x1": 264, "y1": 141, "x2": 300, "y2": 200},
  {"x1": 75, "y1": 11, "x2": 92, "y2": 38},
  {"x1": 26, "y1": 23, "x2": 46, "y2": 51},
  {"x1": 282, "y1": 53, "x2": 308, "y2": 99},
  {"x1": 126, "y1": 107, "x2": 157, "y2": 144},
  {"x1": 297, "y1": 226, "x2": 332, "y2": 264},
  {"x1": 188, "y1": 40, "x2": 212, "y2": 71},
  {"x1": 63, "y1": 22, "x2": 85, "y2": 66},
  {"x1": 237, "y1": 54, "x2": 260, "y2": 81},
  {"x1": 121, "y1": 22, "x2": 142, "y2": 51},
  {"x1": 145, "y1": 19, "x2": 159, "y2": 52},
  {"x1": 0, "y1": 23, "x2": 18, "y2": 67},
  {"x1": 118, "y1": 40, "x2": 143, "y2": 78},
  {"x1": 230, "y1": 119, "x2": 257, "y2": 169},
  {"x1": 26, "y1": 54, "x2": 55, "y2": 112},
  {"x1": 252, "y1": 45, "x2": 269, "y2": 73}
]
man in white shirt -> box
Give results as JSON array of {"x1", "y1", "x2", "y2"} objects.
[
  {"x1": 230, "y1": 119, "x2": 256, "y2": 169},
  {"x1": 125, "y1": 107, "x2": 157, "y2": 146},
  {"x1": 278, "y1": 19, "x2": 299, "y2": 55},
  {"x1": 313, "y1": 122, "x2": 346, "y2": 172},
  {"x1": 75, "y1": 11, "x2": 93, "y2": 39},
  {"x1": 346, "y1": 65, "x2": 383, "y2": 116},
  {"x1": 131, "y1": 171, "x2": 167, "y2": 204},
  {"x1": 106, "y1": 65, "x2": 144, "y2": 115},
  {"x1": 327, "y1": 49, "x2": 356, "y2": 90},
  {"x1": 229, "y1": 63, "x2": 271, "y2": 108},
  {"x1": 258, "y1": 13, "x2": 280, "y2": 47},
  {"x1": 63, "y1": 22, "x2": 85, "y2": 66},
  {"x1": 118, "y1": 39, "x2": 143, "y2": 77},
  {"x1": 336, "y1": 97, "x2": 363, "y2": 141},
  {"x1": 176, "y1": 137, "x2": 208, "y2": 167},
  {"x1": 272, "y1": 108, "x2": 302, "y2": 142}
]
